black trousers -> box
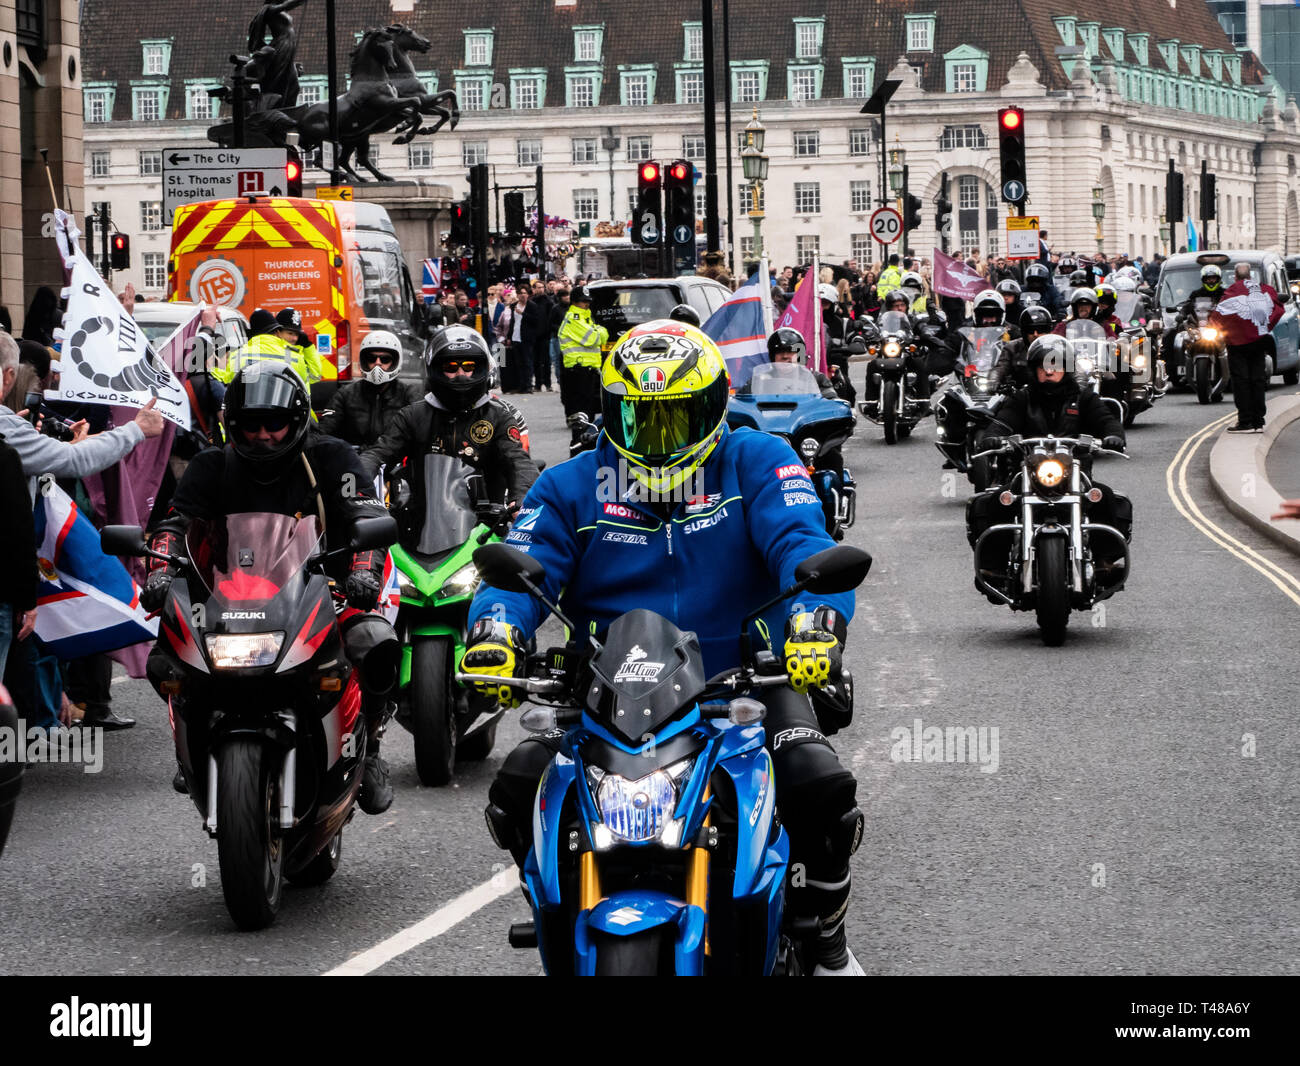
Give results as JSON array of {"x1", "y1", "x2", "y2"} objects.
[
  {"x1": 1228, "y1": 339, "x2": 1269, "y2": 427},
  {"x1": 488, "y1": 685, "x2": 860, "y2": 923},
  {"x1": 65, "y1": 654, "x2": 114, "y2": 715},
  {"x1": 561, "y1": 365, "x2": 602, "y2": 441},
  {"x1": 533, "y1": 340, "x2": 552, "y2": 390}
]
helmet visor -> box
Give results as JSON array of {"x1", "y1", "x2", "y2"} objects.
[
  {"x1": 234, "y1": 367, "x2": 306, "y2": 412},
  {"x1": 602, "y1": 375, "x2": 728, "y2": 463}
]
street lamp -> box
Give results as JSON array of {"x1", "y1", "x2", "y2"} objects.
[
  {"x1": 741, "y1": 109, "x2": 768, "y2": 270},
  {"x1": 888, "y1": 142, "x2": 906, "y2": 197},
  {"x1": 601, "y1": 126, "x2": 620, "y2": 225},
  {"x1": 1159, "y1": 217, "x2": 1171, "y2": 254},
  {"x1": 1091, "y1": 183, "x2": 1106, "y2": 256}
]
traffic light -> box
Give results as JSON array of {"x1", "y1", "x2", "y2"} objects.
[
  {"x1": 1165, "y1": 168, "x2": 1185, "y2": 222},
  {"x1": 449, "y1": 199, "x2": 471, "y2": 246},
  {"x1": 504, "y1": 192, "x2": 525, "y2": 236},
  {"x1": 905, "y1": 193, "x2": 923, "y2": 232},
  {"x1": 110, "y1": 233, "x2": 130, "y2": 270},
  {"x1": 1200, "y1": 168, "x2": 1216, "y2": 220},
  {"x1": 285, "y1": 146, "x2": 303, "y2": 196},
  {"x1": 633, "y1": 161, "x2": 663, "y2": 247},
  {"x1": 935, "y1": 175, "x2": 953, "y2": 253},
  {"x1": 998, "y1": 106, "x2": 1027, "y2": 206},
  {"x1": 664, "y1": 159, "x2": 695, "y2": 248}
]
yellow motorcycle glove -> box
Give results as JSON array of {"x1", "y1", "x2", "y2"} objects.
[
  {"x1": 461, "y1": 620, "x2": 528, "y2": 708},
  {"x1": 784, "y1": 607, "x2": 846, "y2": 694}
]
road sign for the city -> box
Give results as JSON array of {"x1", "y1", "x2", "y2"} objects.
[
  {"x1": 1006, "y1": 214, "x2": 1041, "y2": 259},
  {"x1": 162, "y1": 146, "x2": 289, "y2": 225},
  {"x1": 315, "y1": 185, "x2": 354, "y2": 201},
  {"x1": 870, "y1": 206, "x2": 903, "y2": 244}
]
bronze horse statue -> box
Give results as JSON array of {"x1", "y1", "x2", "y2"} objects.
[{"x1": 384, "y1": 24, "x2": 460, "y2": 144}]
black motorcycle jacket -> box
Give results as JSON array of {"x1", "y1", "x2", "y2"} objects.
[
  {"x1": 989, "y1": 336, "x2": 1032, "y2": 392},
  {"x1": 151, "y1": 431, "x2": 390, "y2": 586},
  {"x1": 318, "y1": 377, "x2": 423, "y2": 449},
  {"x1": 1177, "y1": 286, "x2": 1223, "y2": 325},
  {"x1": 361, "y1": 393, "x2": 539, "y2": 541},
  {"x1": 996, "y1": 374, "x2": 1125, "y2": 443}
]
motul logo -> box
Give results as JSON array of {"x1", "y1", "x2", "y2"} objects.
[{"x1": 775, "y1": 463, "x2": 807, "y2": 480}]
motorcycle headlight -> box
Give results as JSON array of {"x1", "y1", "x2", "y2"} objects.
[
  {"x1": 1132, "y1": 352, "x2": 1147, "y2": 370},
  {"x1": 1201, "y1": 327, "x2": 1219, "y2": 342},
  {"x1": 436, "y1": 562, "x2": 480, "y2": 599},
  {"x1": 588, "y1": 758, "x2": 693, "y2": 845},
  {"x1": 1076, "y1": 356, "x2": 1095, "y2": 374},
  {"x1": 1034, "y1": 458, "x2": 1067, "y2": 488},
  {"x1": 884, "y1": 341, "x2": 901, "y2": 357},
  {"x1": 204, "y1": 632, "x2": 284, "y2": 669},
  {"x1": 800, "y1": 437, "x2": 819, "y2": 459},
  {"x1": 975, "y1": 375, "x2": 990, "y2": 390}
]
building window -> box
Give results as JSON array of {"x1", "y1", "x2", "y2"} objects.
[
  {"x1": 462, "y1": 141, "x2": 488, "y2": 166},
  {"x1": 139, "y1": 150, "x2": 161, "y2": 176},
  {"x1": 683, "y1": 135, "x2": 706, "y2": 161},
  {"x1": 142, "y1": 42, "x2": 169, "y2": 76},
  {"x1": 851, "y1": 233, "x2": 873, "y2": 262},
  {"x1": 140, "y1": 201, "x2": 164, "y2": 232},
  {"x1": 568, "y1": 75, "x2": 597, "y2": 108},
  {"x1": 297, "y1": 80, "x2": 325, "y2": 106},
  {"x1": 86, "y1": 89, "x2": 112, "y2": 123},
  {"x1": 678, "y1": 71, "x2": 704, "y2": 104},
  {"x1": 952, "y1": 64, "x2": 978, "y2": 93},
  {"x1": 939, "y1": 125, "x2": 987, "y2": 150},
  {"x1": 90, "y1": 152, "x2": 110, "y2": 179},
  {"x1": 134, "y1": 88, "x2": 163, "y2": 122},
  {"x1": 408, "y1": 142, "x2": 432, "y2": 168},
  {"x1": 906, "y1": 16, "x2": 935, "y2": 52},
  {"x1": 740, "y1": 182, "x2": 765, "y2": 212},
  {"x1": 849, "y1": 128, "x2": 872, "y2": 156},
  {"x1": 514, "y1": 77, "x2": 541, "y2": 109},
  {"x1": 684, "y1": 23, "x2": 703, "y2": 62},
  {"x1": 736, "y1": 69, "x2": 761, "y2": 102},
  {"x1": 517, "y1": 139, "x2": 542, "y2": 166},
  {"x1": 795, "y1": 20, "x2": 823, "y2": 59},
  {"x1": 626, "y1": 135, "x2": 652, "y2": 162},
  {"x1": 793, "y1": 131, "x2": 820, "y2": 157},
  {"x1": 791, "y1": 67, "x2": 819, "y2": 101},
  {"x1": 694, "y1": 185, "x2": 707, "y2": 220},
  {"x1": 846, "y1": 65, "x2": 871, "y2": 98},
  {"x1": 465, "y1": 32, "x2": 493, "y2": 67},
  {"x1": 623, "y1": 74, "x2": 649, "y2": 107},
  {"x1": 142, "y1": 252, "x2": 166, "y2": 290},
  {"x1": 572, "y1": 137, "x2": 598, "y2": 165},
  {"x1": 573, "y1": 188, "x2": 599, "y2": 221},
  {"x1": 850, "y1": 180, "x2": 872, "y2": 212},
  {"x1": 575, "y1": 29, "x2": 600, "y2": 63},
  {"x1": 16, "y1": 0, "x2": 45, "y2": 50},
  {"x1": 187, "y1": 83, "x2": 216, "y2": 119},
  {"x1": 796, "y1": 234, "x2": 821, "y2": 262},
  {"x1": 959, "y1": 229, "x2": 979, "y2": 256},
  {"x1": 959, "y1": 175, "x2": 980, "y2": 210},
  {"x1": 794, "y1": 182, "x2": 821, "y2": 215},
  {"x1": 460, "y1": 81, "x2": 485, "y2": 111},
  {"x1": 740, "y1": 235, "x2": 756, "y2": 260}
]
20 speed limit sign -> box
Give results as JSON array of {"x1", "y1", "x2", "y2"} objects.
[{"x1": 869, "y1": 206, "x2": 903, "y2": 244}]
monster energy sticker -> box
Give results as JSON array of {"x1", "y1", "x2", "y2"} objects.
[{"x1": 56, "y1": 238, "x2": 191, "y2": 430}]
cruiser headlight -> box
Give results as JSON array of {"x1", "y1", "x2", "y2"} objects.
[
  {"x1": 884, "y1": 341, "x2": 902, "y2": 357},
  {"x1": 1131, "y1": 352, "x2": 1148, "y2": 370},
  {"x1": 1076, "y1": 356, "x2": 1095, "y2": 374},
  {"x1": 800, "y1": 437, "x2": 819, "y2": 459},
  {"x1": 436, "y1": 563, "x2": 480, "y2": 599},
  {"x1": 588, "y1": 759, "x2": 693, "y2": 844},
  {"x1": 204, "y1": 632, "x2": 284, "y2": 669},
  {"x1": 975, "y1": 375, "x2": 990, "y2": 390},
  {"x1": 1034, "y1": 458, "x2": 1067, "y2": 488},
  {"x1": 1200, "y1": 327, "x2": 1219, "y2": 342}
]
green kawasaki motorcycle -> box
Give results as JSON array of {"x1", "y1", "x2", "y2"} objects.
[{"x1": 390, "y1": 454, "x2": 513, "y2": 786}]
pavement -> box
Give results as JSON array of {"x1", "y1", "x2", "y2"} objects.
[
  {"x1": 1209, "y1": 388, "x2": 1300, "y2": 555},
  {"x1": 3, "y1": 379, "x2": 1300, "y2": 975}
]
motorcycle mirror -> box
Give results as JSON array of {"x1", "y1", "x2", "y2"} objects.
[
  {"x1": 848, "y1": 339, "x2": 867, "y2": 356},
  {"x1": 793, "y1": 545, "x2": 873, "y2": 595},
  {"x1": 351, "y1": 514, "x2": 399, "y2": 553},
  {"x1": 100, "y1": 525, "x2": 148, "y2": 557},
  {"x1": 473, "y1": 542, "x2": 546, "y2": 593}
]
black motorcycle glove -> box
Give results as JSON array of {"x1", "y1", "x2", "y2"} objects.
[
  {"x1": 982, "y1": 436, "x2": 1006, "y2": 451},
  {"x1": 140, "y1": 530, "x2": 182, "y2": 613},
  {"x1": 345, "y1": 549, "x2": 384, "y2": 610},
  {"x1": 1102, "y1": 435, "x2": 1126, "y2": 452}
]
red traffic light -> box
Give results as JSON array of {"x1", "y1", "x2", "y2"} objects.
[
  {"x1": 669, "y1": 163, "x2": 690, "y2": 182},
  {"x1": 112, "y1": 235, "x2": 126, "y2": 250},
  {"x1": 286, "y1": 159, "x2": 302, "y2": 181},
  {"x1": 1000, "y1": 108, "x2": 1022, "y2": 131},
  {"x1": 640, "y1": 162, "x2": 660, "y2": 183}
]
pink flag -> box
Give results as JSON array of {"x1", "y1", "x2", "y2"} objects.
[
  {"x1": 774, "y1": 271, "x2": 828, "y2": 374},
  {"x1": 932, "y1": 247, "x2": 988, "y2": 301}
]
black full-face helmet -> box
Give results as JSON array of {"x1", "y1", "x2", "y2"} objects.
[
  {"x1": 223, "y1": 362, "x2": 312, "y2": 472},
  {"x1": 424, "y1": 325, "x2": 491, "y2": 411}
]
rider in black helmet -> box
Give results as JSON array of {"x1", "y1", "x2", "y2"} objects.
[
  {"x1": 990, "y1": 304, "x2": 1055, "y2": 393},
  {"x1": 669, "y1": 303, "x2": 701, "y2": 327}
]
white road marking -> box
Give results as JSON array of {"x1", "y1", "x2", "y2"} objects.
[{"x1": 323, "y1": 865, "x2": 519, "y2": 975}]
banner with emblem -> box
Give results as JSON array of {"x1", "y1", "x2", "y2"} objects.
[{"x1": 52, "y1": 209, "x2": 191, "y2": 429}]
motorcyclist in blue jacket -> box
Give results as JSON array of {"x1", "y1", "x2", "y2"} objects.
[{"x1": 461, "y1": 320, "x2": 867, "y2": 975}]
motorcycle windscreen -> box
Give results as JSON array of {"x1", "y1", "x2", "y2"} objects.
[
  {"x1": 1115, "y1": 293, "x2": 1143, "y2": 324},
  {"x1": 877, "y1": 311, "x2": 911, "y2": 336},
  {"x1": 584, "y1": 609, "x2": 707, "y2": 744},
  {"x1": 964, "y1": 327, "x2": 1004, "y2": 373},
  {"x1": 748, "y1": 363, "x2": 821, "y2": 395},
  {"x1": 416, "y1": 453, "x2": 478, "y2": 557},
  {"x1": 186, "y1": 513, "x2": 322, "y2": 605},
  {"x1": 1065, "y1": 318, "x2": 1112, "y2": 367},
  {"x1": 1193, "y1": 297, "x2": 1215, "y2": 324}
]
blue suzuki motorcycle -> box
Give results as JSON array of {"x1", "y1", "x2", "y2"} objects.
[
  {"x1": 460, "y1": 542, "x2": 870, "y2": 976},
  {"x1": 727, "y1": 363, "x2": 858, "y2": 540}
]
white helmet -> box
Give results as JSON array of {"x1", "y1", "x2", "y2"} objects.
[
  {"x1": 900, "y1": 270, "x2": 924, "y2": 293},
  {"x1": 1113, "y1": 275, "x2": 1138, "y2": 292},
  {"x1": 818, "y1": 283, "x2": 839, "y2": 304},
  {"x1": 359, "y1": 330, "x2": 402, "y2": 384},
  {"x1": 973, "y1": 289, "x2": 1006, "y2": 323}
]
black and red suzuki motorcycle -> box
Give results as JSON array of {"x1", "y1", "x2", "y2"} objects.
[{"x1": 103, "y1": 511, "x2": 396, "y2": 930}]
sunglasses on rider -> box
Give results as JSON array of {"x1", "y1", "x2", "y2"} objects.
[
  {"x1": 360, "y1": 350, "x2": 398, "y2": 369},
  {"x1": 240, "y1": 414, "x2": 291, "y2": 433},
  {"x1": 441, "y1": 360, "x2": 479, "y2": 374}
]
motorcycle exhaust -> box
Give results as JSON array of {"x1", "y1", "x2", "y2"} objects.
[
  {"x1": 279, "y1": 745, "x2": 297, "y2": 830},
  {"x1": 205, "y1": 753, "x2": 219, "y2": 835}
]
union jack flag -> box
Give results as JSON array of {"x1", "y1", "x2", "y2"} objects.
[{"x1": 422, "y1": 258, "x2": 442, "y2": 303}]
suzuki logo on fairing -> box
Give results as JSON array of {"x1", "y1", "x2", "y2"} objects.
[
  {"x1": 221, "y1": 611, "x2": 267, "y2": 620},
  {"x1": 613, "y1": 644, "x2": 665, "y2": 683}
]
